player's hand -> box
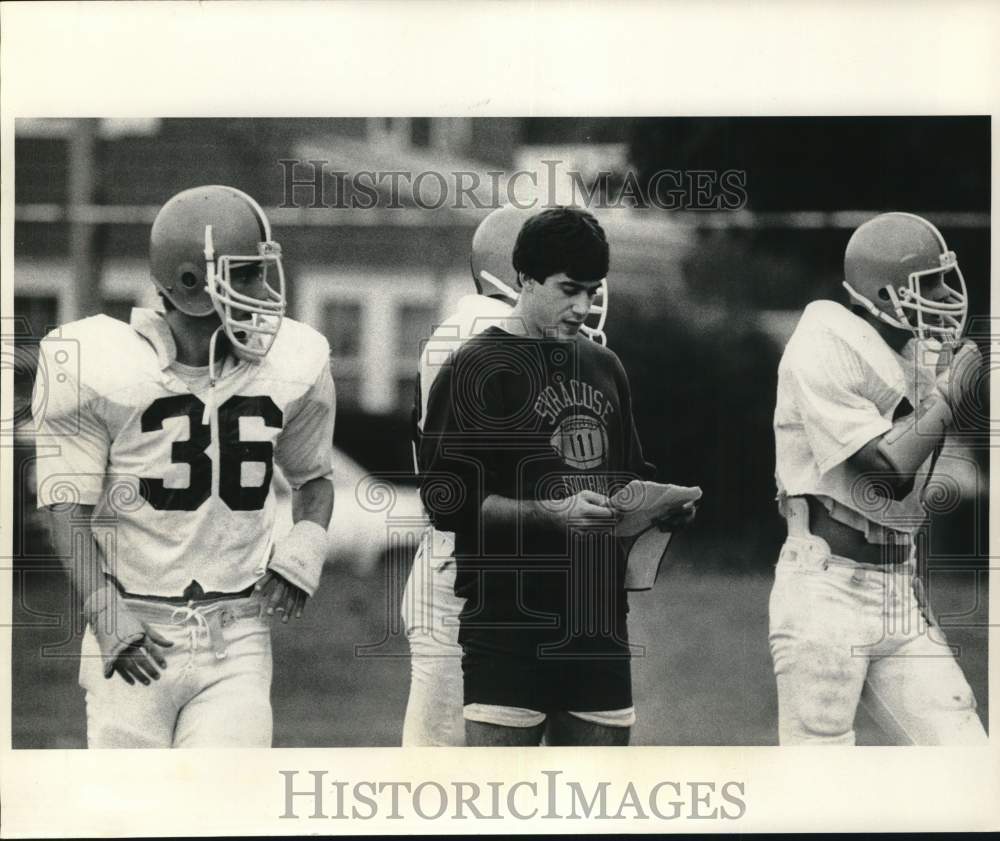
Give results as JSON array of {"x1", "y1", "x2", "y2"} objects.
[
  {"x1": 936, "y1": 339, "x2": 983, "y2": 410},
  {"x1": 559, "y1": 489, "x2": 621, "y2": 529},
  {"x1": 255, "y1": 570, "x2": 308, "y2": 623},
  {"x1": 110, "y1": 625, "x2": 173, "y2": 687},
  {"x1": 651, "y1": 500, "x2": 699, "y2": 533}
]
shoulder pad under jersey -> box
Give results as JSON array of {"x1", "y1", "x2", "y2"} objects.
[
  {"x1": 785, "y1": 300, "x2": 904, "y2": 397},
  {"x1": 450, "y1": 294, "x2": 514, "y2": 337},
  {"x1": 40, "y1": 315, "x2": 160, "y2": 398},
  {"x1": 263, "y1": 317, "x2": 332, "y2": 384},
  {"x1": 419, "y1": 295, "x2": 514, "y2": 387}
]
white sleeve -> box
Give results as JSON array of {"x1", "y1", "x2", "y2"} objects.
[
  {"x1": 33, "y1": 335, "x2": 110, "y2": 507},
  {"x1": 273, "y1": 360, "x2": 336, "y2": 489},
  {"x1": 786, "y1": 336, "x2": 893, "y2": 475}
]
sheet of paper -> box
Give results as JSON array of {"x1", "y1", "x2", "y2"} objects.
[
  {"x1": 623, "y1": 529, "x2": 673, "y2": 591},
  {"x1": 610, "y1": 480, "x2": 703, "y2": 537}
]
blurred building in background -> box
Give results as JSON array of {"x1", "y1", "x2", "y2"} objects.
[
  {"x1": 12, "y1": 118, "x2": 695, "y2": 467},
  {"x1": 12, "y1": 117, "x2": 990, "y2": 564},
  {"x1": 12, "y1": 119, "x2": 676, "y2": 406}
]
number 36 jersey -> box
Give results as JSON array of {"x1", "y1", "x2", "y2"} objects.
[{"x1": 33, "y1": 308, "x2": 335, "y2": 597}]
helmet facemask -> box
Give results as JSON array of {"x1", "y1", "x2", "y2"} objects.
[
  {"x1": 844, "y1": 251, "x2": 967, "y2": 344},
  {"x1": 888, "y1": 251, "x2": 967, "y2": 343},
  {"x1": 204, "y1": 226, "x2": 286, "y2": 361},
  {"x1": 578, "y1": 278, "x2": 608, "y2": 346}
]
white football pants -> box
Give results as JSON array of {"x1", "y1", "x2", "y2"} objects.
[
  {"x1": 768, "y1": 534, "x2": 986, "y2": 745},
  {"x1": 79, "y1": 594, "x2": 273, "y2": 748},
  {"x1": 400, "y1": 528, "x2": 465, "y2": 746}
]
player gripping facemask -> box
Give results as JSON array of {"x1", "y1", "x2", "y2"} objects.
[
  {"x1": 768, "y1": 212, "x2": 986, "y2": 746},
  {"x1": 842, "y1": 212, "x2": 978, "y2": 477}
]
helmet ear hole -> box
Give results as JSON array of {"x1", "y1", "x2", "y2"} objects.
[
  {"x1": 877, "y1": 288, "x2": 892, "y2": 301},
  {"x1": 180, "y1": 271, "x2": 200, "y2": 289}
]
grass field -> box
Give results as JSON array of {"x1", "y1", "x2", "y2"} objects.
[{"x1": 11, "y1": 544, "x2": 989, "y2": 748}]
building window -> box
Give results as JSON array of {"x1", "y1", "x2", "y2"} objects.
[
  {"x1": 394, "y1": 302, "x2": 437, "y2": 416},
  {"x1": 395, "y1": 303, "x2": 438, "y2": 360},
  {"x1": 322, "y1": 300, "x2": 364, "y2": 358},
  {"x1": 14, "y1": 294, "x2": 58, "y2": 342},
  {"x1": 395, "y1": 374, "x2": 418, "y2": 416},
  {"x1": 321, "y1": 300, "x2": 365, "y2": 410},
  {"x1": 12, "y1": 295, "x2": 58, "y2": 431},
  {"x1": 104, "y1": 296, "x2": 136, "y2": 325},
  {"x1": 298, "y1": 274, "x2": 438, "y2": 416}
]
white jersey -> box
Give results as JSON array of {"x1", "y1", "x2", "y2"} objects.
[
  {"x1": 34, "y1": 308, "x2": 335, "y2": 597},
  {"x1": 774, "y1": 300, "x2": 939, "y2": 539}
]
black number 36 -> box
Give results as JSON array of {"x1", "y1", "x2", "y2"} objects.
[{"x1": 139, "y1": 394, "x2": 283, "y2": 512}]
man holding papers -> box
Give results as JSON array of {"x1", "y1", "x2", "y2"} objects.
[{"x1": 419, "y1": 207, "x2": 697, "y2": 746}]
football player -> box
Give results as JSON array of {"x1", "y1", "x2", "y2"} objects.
[
  {"x1": 418, "y1": 207, "x2": 678, "y2": 747},
  {"x1": 33, "y1": 185, "x2": 336, "y2": 748},
  {"x1": 402, "y1": 204, "x2": 610, "y2": 746},
  {"x1": 769, "y1": 211, "x2": 987, "y2": 745}
]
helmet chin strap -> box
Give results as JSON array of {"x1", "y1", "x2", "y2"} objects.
[
  {"x1": 201, "y1": 325, "x2": 223, "y2": 426},
  {"x1": 478, "y1": 269, "x2": 520, "y2": 302},
  {"x1": 207, "y1": 324, "x2": 222, "y2": 385},
  {"x1": 843, "y1": 281, "x2": 912, "y2": 334}
]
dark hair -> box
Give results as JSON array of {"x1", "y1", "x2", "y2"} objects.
[{"x1": 512, "y1": 207, "x2": 609, "y2": 284}]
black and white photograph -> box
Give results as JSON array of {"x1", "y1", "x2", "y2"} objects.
[
  {"x1": 1, "y1": 1, "x2": 998, "y2": 836},
  {"x1": 8, "y1": 113, "x2": 992, "y2": 752}
]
